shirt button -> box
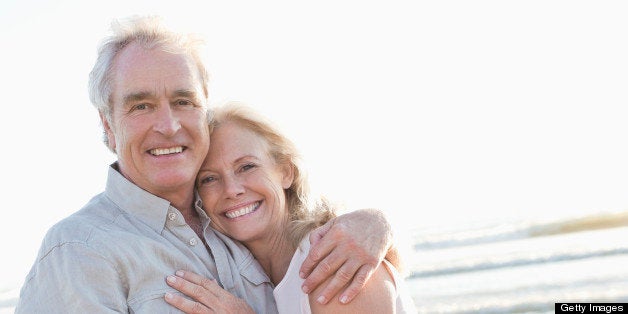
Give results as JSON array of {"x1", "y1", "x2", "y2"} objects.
[
  {"x1": 189, "y1": 238, "x2": 197, "y2": 246},
  {"x1": 168, "y1": 212, "x2": 176, "y2": 221}
]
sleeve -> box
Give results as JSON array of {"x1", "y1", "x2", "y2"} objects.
[{"x1": 15, "y1": 241, "x2": 128, "y2": 314}]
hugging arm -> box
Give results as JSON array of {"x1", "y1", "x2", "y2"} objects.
[{"x1": 299, "y1": 208, "x2": 398, "y2": 305}]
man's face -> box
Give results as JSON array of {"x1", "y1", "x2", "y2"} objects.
[{"x1": 103, "y1": 42, "x2": 210, "y2": 202}]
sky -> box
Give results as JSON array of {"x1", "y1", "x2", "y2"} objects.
[{"x1": 1, "y1": 0, "x2": 628, "y2": 290}]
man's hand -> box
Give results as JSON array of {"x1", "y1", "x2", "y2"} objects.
[
  {"x1": 164, "y1": 270, "x2": 254, "y2": 314},
  {"x1": 299, "y1": 208, "x2": 393, "y2": 305}
]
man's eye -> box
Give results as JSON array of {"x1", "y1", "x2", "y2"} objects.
[
  {"x1": 175, "y1": 99, "x2": 192, "y2": 106},
  {"x1": 132, "y1": 104, "x2": 148, "y2": 111}
]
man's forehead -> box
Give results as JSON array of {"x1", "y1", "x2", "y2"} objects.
[
  {"x1": 114, "y1": 42, "x2": 195, "y2": 72},
  {"x1": 110, "y1": 46, "x2": 205, "y2": 103}
]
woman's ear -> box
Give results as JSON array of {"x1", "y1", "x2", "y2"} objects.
[{"x1": 281, "y1": 163, "x2": 295, "y2": 189}]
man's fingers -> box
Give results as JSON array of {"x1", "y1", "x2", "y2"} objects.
[
  {"x1": 301, "y1": 248, "x2": 347, "y2": 294},
  {"x1": 309, "y1": 219, "x2": 332, "y2": 247},
  {"x1": 300, "y1": 234, "x2": 336, "y2": 281},
  {"x1": 338, "y1": 264, "x2": 374, "y2": 304},
  {"x1": 311, "y1": 258, "x2": 362, "y2": 305},
  {"x1": 164, "y1": 292, "x2": 212, "y2": 314}
]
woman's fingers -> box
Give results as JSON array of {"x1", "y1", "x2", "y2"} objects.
[
  {"x1": 174, "y1": 270, "x2": 221, "y2": 297},
  {"x1": 165, "y1": 271, "x2": 218, "y2": 313},
  {"x1": 164, "y1": 291, "x2": 213, "y2": 314},
  {"x1": 164, "y1": 270, "x2": 255, "y2": 314}
]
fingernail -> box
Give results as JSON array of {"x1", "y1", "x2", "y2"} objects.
[
  {"x1": 166, "y1": 275, "x2": 176, "y2": 283},
  {"x1": 165, "y1": 292, "x2": 173, "y2": 300},
  {"x1": 317, "y1": 295, "x2": 326, "y2": 304},
  {"x1": 340, "y1": 295, "x2": 349, "y2": 304},
  {"x1": 302, "y1": 285, "x2": 310, "y2": 293},
  {"x1": 175, "y1": 270, "x2": 184, "y2": 277},
  {"x1": 299, "y1": 271, "x2": 305, "y2": 278}
]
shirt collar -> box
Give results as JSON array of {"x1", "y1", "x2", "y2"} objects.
[
  {"x1": 105, "y1": 162, "x2": 172, "y2": 233},
  {"x1": 194, "y1": 189, "x2": 211, "y2": 223}
]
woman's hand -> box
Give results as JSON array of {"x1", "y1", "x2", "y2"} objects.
[
  {"x1": 299, "y1": 208, "x2": 394, "y2": 305},
  {"x1": 164, "y1": 270, "x2": 254, "y2": 314}
]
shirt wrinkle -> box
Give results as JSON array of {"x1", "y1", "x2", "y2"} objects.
[
  {"x1": 15, "y1": 162, "x2": 277, "y2": 314},
  {"x1": 105, "y1": 166, "x2": 172, "y2": 234}
]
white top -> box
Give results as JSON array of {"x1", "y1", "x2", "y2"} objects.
[{"x1": 273, "y1": 236, "x2": 417, "y2": 313}]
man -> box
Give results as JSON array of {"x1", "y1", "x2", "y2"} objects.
[{"x1": 16, "y1": 15, "x2": 395, "y2": 313}]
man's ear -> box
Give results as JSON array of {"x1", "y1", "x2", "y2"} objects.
[
  {"x1": 99, "y1": 112, "x2": 116, "y2": 152},
  {"x1": 281, "y1": 163, "x2": 295, "y2": 189}
]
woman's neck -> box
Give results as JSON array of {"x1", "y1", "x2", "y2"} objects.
[{"x1": 245, "y1": 227, "x2": 296, "y2": 285}]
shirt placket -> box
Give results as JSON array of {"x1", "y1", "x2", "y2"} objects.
[
  {"x1": 165, "y1": 208, "x2": 218, "y2": 277},
  {"x1": 204, "y1": 229, "x2": 236, "y2": 293}
]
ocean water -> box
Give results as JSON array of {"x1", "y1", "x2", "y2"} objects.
[
  {"x1": 407, "y1": 215, "x2": 628, "y2": 313},
  {"x1": 3, "y1": 214, "x2": 628, "y2": 313}
]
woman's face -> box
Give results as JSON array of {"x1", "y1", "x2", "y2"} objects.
[{"x1": 196, "y1": 121, "x2": 293, "y2": 244}]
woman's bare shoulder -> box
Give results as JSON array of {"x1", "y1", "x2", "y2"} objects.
[{"x1": 309, "y1": 261, "x2": 396, "y2": 314}]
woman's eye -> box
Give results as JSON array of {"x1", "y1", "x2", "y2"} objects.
[
  {"x1": 241, "y1": 164, "x2": 256, "y2": 172},
  {"x1": 200, "y1": 176, "x2": 216, "y2": 184}
]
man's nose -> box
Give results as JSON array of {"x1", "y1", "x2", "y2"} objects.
[{"x1": 153, "y1": 104, "x2": 181, "y2": 136}]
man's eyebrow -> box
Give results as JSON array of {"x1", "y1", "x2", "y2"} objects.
[
  {"x1": 123, "y1": 91, "x2": 153, "y2": 105},
  {"x1": 173, "y1": 89, "x2": 198, "y2": 99},
  {"x1": 121, "y1": 90, "x2": 200, "y2": 107}
]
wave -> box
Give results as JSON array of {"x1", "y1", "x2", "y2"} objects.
[
  {"x1": 416, "y1": 284, "x2": 628, "y2": 314},
  {"x1": 409, "y1": 245, "x2": 628, "y2": 278},
  {"x1": 410, "y1": 256, "x2": 628, "y2": 313},
  {"x1": 412, "y1": 210, "x2": 628, "y2": 250},
  {"x1": 0, "y1": 287, "x2": 18, "y2": 312}
]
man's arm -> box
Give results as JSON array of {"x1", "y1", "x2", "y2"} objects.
[
  {"x1": 299, "y1": 208, "x2": 397, "y2": 305},
  {"x1": 16, "y1": 242, "x2": 127, "y2": 313}
]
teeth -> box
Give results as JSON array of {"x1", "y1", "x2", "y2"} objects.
[
  {"x1": 150, "y1": 146, "x2": 183, "y2": 156},
  {"x1": 226, "y1": 202, "x2": 260, "y2": 219}
]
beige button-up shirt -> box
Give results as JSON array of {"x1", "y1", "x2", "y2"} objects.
[{"x1": 16, "y1": 164, "x2": 277, "y2": 313}]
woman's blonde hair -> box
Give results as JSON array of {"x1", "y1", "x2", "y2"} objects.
[{"x1": 208, "y1": 102, "x2": 336, "y2": 248}]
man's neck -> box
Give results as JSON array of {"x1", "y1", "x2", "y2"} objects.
[{"x1": 113, "y1": 162, "x2": 196, "y2": 213}]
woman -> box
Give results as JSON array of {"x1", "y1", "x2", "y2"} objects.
[{"x1": 166, "y1": 102, "x2": 415, "y2": 313}]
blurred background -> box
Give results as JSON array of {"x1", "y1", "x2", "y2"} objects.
[{"x1": 1, "y1": 1, "x2": 627, "y2": 313}]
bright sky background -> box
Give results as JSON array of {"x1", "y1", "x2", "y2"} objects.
[{"x1": 1, "y1": 0, "x2": 628, "y2": 291}]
